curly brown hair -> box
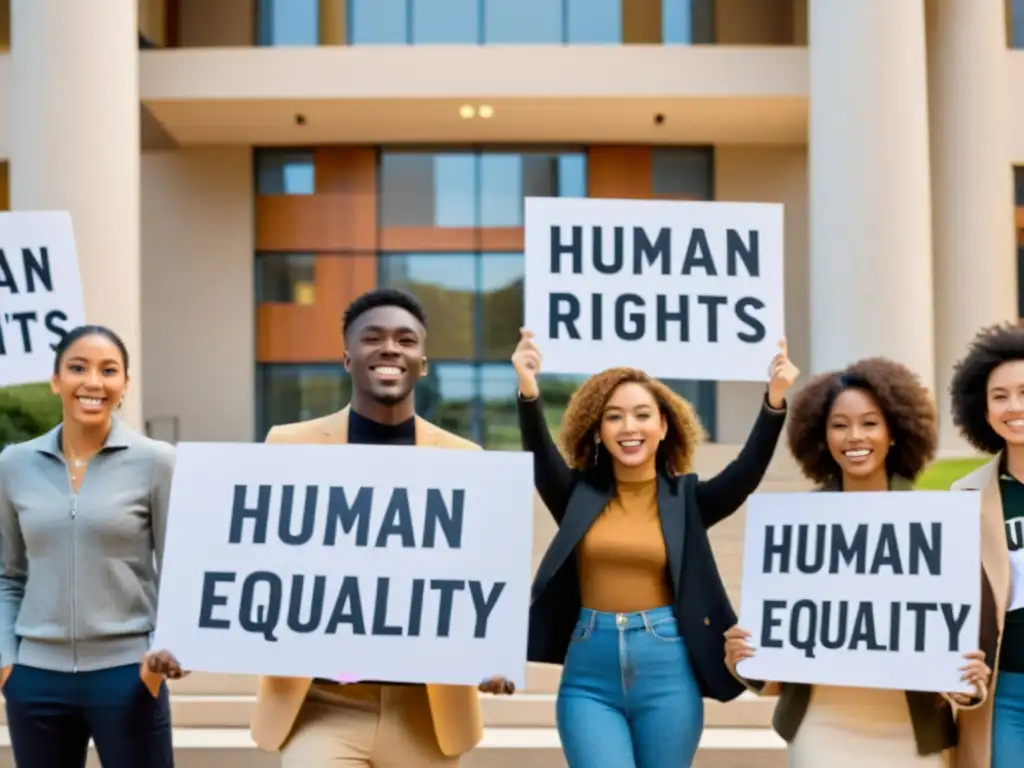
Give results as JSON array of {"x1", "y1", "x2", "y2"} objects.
[
  {"x1": 786, "y1": 357, "x2": 938, "y2": 485},
  {"x1": 949, "y1": 322, "x2": 1024, "y2": 454},
  {"x1": 559, "y1": 367, "x2": 705, "y2": 477}
]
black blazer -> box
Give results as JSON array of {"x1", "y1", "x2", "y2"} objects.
[{"x1": 520, "y1": 391, "x2": 787, "y2": 703}]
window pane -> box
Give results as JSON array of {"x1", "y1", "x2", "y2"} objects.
[
  {"x1": 379, "y1": 153, "x2": 477, "y2": 227},
  {"x1": 537, "y1": 374, "x2": 588, "y2": 445},
  {"x1": 480, "y1": 253, "x2": 524, "y2": 360},
  {"x1": 255, "y1": 253, "x2": 317, "y2": 304},
  {"x1": 417, "y1": 363, "x2": 477, "y2": 441},
  {"x1": 411, "y1": 0, "x2": 480, "y2": 43},
  {"x1": 258, "y1": 365, "x2": 351, "y2": 438},
  {"x1": 1013, "y1": 0, "x2": 1024, "y2": 48},
  {"x1": 566, "y1": 0, "x2": 621, "y2": 43},
  {"x1": 378, "y1": 253, "x2": 477, "y2": 358},
  {"x1": 483, "y1": 0, "x2": 562, "y2": 43},
  {"x1": 349, "y1": 0, "x2": 409, "y2": 43},
  {"x1": 481, "y1": 364, "x2": 519, "y2": 449},
  {"x1": 1015, "y1": 167, "x2": 1024, "y2": 206},
  {"x1": 651, "y1": 148, "x2": 712, "y2": 198},
  {"x1": 1018, "y1": 245, "x2": 1024, "y2": 318},
  {"x1": 558, "y1": 154, "x2": 587, "y2": 197},
  {"x1": 256, "y1": 150, "x2": 315, "y2": 195},
  {"x1": 257, "y1": 0, "x2": 319, "y2": 46}
]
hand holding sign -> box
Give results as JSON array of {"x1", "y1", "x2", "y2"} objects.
[
  {"x1": 948, "y1": 650, "x2": 990, "y2": 705},
  {"x1": 724, "y1": 625, "x2": 755, "y2": 677},
  {"x1": 512, "y1": 328, "x2": 542, "y2": 400},
  {"x1": 767, "y1": 337, "x2": 799, "y2": 409}
]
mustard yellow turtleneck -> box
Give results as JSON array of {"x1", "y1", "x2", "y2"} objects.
[{"x1": 576, "y1": 477, "x2": 673, "y2": 613}]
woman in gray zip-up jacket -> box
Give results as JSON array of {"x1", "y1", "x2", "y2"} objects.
[{"x1": 0, "y1": 325, "x2": 177, "y2": 767}]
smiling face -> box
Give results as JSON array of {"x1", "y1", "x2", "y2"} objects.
[
  {"x1": 598, "y1": 381, "x2": 668, "y2": 474},
  {"x1": 343, "y1": 305, "x2": 427, "y2": 408},
  {"x1": 50, "y1": 333, "x2": 129, "y2": 429},
  {"x1": 985, "y1": 360, "x2": 1024, "y2": 447},
  {"x1": 825, "y1": 387, "x2": 891, "y2": 483}
]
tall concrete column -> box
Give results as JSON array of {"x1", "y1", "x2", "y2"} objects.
[
  {"x1": 927, "y1": 0, "x2": 1016, "y2": 450},
  {"x1": 808, "y1": 0, "x2": 936, "y2": 391},
  {"x1": 10, "y1": 0, "x2": 143, "y2": 429}
]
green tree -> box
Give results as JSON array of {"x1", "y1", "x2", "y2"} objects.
[{"x1": 0, "y1": 384, "x2": 62, "y2": 450}]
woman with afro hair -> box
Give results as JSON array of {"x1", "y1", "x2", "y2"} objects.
[
  {"x1": 724, "y1": 357, "x2": 991, "y2": 768},
  {"x1": 946, "y1": 322, "x2": 1024, "y2": 768},
  {"x1": 512, "y1": 328, "x2": 798, "y2": 767}
]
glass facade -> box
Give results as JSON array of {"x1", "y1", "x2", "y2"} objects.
[
  {"x1": 254, "y1": 146, "x2": 717, "y2": 446},
  {"x1": 1013, "y1": 0, "x2": 1024, "y2": 48},
  {"x1": 257, "y1": 0, "x2": 714, "y2": 46},
  {"x1": 1017, "y1": 167, "x2": 1024, "y2": 317}
]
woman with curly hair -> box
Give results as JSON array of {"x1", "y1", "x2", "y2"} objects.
[
  {"x1": 946, "y1": 322, "x2": 1024, "y2": 768},
  {"x1": 724, "y1": 357, "x2": 991, "y2": 768},
  {"x1": 512, "y1": 328, "x2": 798, "y2": 767}
]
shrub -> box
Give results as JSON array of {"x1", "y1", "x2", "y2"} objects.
[{"x1": 0, "y1": 384, "x2": 62, "y2": 450}]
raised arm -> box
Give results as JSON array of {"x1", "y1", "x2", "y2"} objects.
[
  {"x1": 513, "y1": 329, "x2": 576, "y2": 523},
  {"x1": 0, "y1": 450, "x2": 27, "y2": 670},
  {"x1": 696, "y1": 339, "x2": 799, "y2": 529}
]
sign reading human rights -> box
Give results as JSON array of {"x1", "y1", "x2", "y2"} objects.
[
  {"x1": 0, "y1": 211, "x2": 85, "y2": 387},
  {"x1": 523, "y1": 197, "x2": 784, "y2": 382},
  {"x1": 736, "y1": 491, "x2": 981, "y2": 694},
  {"x1": 153, "y1": 443, "x2": 534, "y2": 688}
]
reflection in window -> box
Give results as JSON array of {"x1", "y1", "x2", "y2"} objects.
[
  {"x1": 256, "y1": 253, "x2": 317, "y2": 304},
  {"x1": 566, "y1": 0, "x2": 620, "y2": 43},
  {"x1": 537, "y1": 373, "x2": 588, "y2": 445},
  {"x1": 480, "y1": 253, "x2": 524, "y2": 360},
  {"x1": 258, "y1": 365, "x2": 351, "y2": 438},
  {"x1": 651, "y1": 147, "x2": 713, "y2": 198},
  {"x1": 378, "y1": 253, "x2": 476, "y2": 358},
  {"x1": 481, "y1": 364, "x2": 519, "y2": 449},
  {"x1": 349, "y1": 0, "x2": 408, "y2": 43},
  {"x1": 1015, "y1": 167, "x2": 1024, "y2": 205},
  {"x1": 417, "y1": 363, "x2": 476, "y2": 440},
  {"x1": 255, "y1": 150, "x2": 315, "y2": 195},
  {"x1": 379, "y1": 153, "x2": 476, "y2": 227},
  {"x1": 381, "y1": 150, "x2": 586, "y2": 228},
  {"x1": 412, "y1": 0, "x2": 479, "y2": 43},
  {"x1": 256, "y1": 0, "x2": 319, "y2": 46}
]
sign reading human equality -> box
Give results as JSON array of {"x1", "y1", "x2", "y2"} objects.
[
  {"x1": 736, "y1": 491, "x2": 981, "y2": 694},
  {"x1": 153, "y1": 442, "x2": 535, "y2": 688},
  {"x1": 0, "y1": 211, "x2": 85, "y2": 387},
  {"x1": 523, "y1": 197, "x2": 784, "y2": 382}
]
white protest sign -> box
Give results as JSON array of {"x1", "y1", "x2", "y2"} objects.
[
  {"x1": 524, "y1": 197, "x2": 784, "y2": 382},
  {"x1": 737, "y1": 491, "x2": 981, "y2": 694},
  {"x1": 154, "y1": 442, "x2": 535, "y2": 688},
  {"x1": 0, "y1": 211, "x2": 85, "y2": 387}
]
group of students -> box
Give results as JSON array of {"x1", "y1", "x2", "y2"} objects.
[{"x1": 0, "y1": 286, "x2": 1019, "y2": 767}]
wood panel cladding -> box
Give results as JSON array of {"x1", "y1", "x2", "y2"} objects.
[
  {"x1": 257, "y1": 147, "x2": 379, "y2": 362},
  {"x1": 587, "y1": 146, "x2": 653, "y2": 198},
  {"x1": 379, "y1": 227, "x2": 524, "y2": 252},
  {"x1": 256, "y1": 253, "x2": 377, "y2": 363},
  {"x1": 1016, "y1": 206, "x2": 1024, "y2": 240}
]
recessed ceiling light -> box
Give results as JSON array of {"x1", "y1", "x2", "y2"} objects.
[
  {"x1": 459, "y1": 104, "x2": 475, "y2": 119},
  {"x1": 478, "y1": 105, "x2": 494, "y2": 119}
]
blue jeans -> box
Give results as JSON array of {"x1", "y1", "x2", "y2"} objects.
[
  {"x1": 556, "y1": 606, "x2": 704, "y2": 768},
  {"x1": 4, "y1": 663, "x2": 174, "y2": 768},
  {"x1": 994, "y1": 669, "x2": 1024, "y2": 768}
]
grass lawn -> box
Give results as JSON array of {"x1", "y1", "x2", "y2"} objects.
[{"x1": 914, "y1": 456, "x2": 990, "y2": 490}]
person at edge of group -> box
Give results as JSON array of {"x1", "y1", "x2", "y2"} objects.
[
  {"x1": 724, "y1": 357, "x2": 993, "y2": 768},
  {"x1": 947, "y1": 322, "x2": 1024, "y2": 768},
  {"x1": 511, "y1": 327, "x2": 799, "y2": 767},
  {"x1": 0, "y1": 325, "x2": 180, "y2": 767},
  {"x1": 151, "y1": 289, "x2": 514, "y2": 767}
]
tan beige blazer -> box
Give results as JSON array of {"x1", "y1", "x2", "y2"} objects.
[
  {"x1": 951, "y1": 457, "x2": 1011, "y2": 768},
  {"x1": 248, "y1": 407, "x2": 485, "y2": 756}
]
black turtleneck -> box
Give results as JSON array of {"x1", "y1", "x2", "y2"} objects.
[{"x1": 348, "y1": 408, "x2": 415, "y2": 446}]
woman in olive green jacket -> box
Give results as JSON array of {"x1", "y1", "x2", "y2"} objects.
[{"x1": 724, "y1": 358, "x2": 991, "y2": 768}]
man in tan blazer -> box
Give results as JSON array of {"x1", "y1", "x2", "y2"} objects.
[{"x1": 250, "y1": 289, "x2": 513, "y2": 767}]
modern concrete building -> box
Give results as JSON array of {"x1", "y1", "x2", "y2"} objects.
[{"x1": 1, "y1": 0, "x2": 1023, "y2": 765}]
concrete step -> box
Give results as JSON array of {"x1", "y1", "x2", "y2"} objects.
[{"x1": 0, "y1": 726, "x2": 785, "y2": 768}]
